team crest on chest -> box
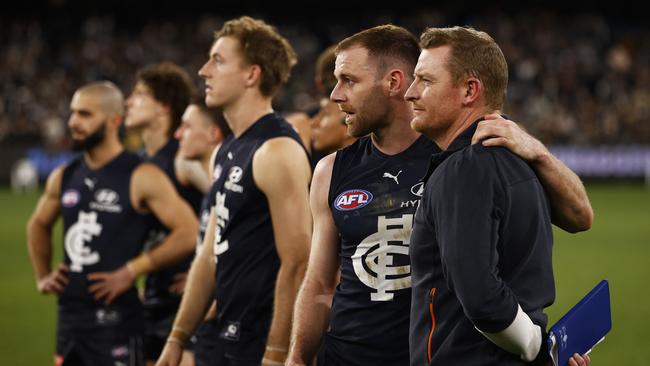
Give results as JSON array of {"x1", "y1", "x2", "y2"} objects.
[
  {"x1": 224, "y1": 166, "x2": 244, "y2": 193},
  {"x1": 65, "y1": 211, "x2": 102, "y2": 272},
  {"x1": 334, "y1": 189, "x2": 373, "y2": 211},
  {"x1": 353, "y1": 214, "x2": 413, "y2": 301}
]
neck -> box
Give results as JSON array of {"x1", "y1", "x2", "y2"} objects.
[
  {"x1": 371, "y1": 100, "x2": 421, "y2": 155},
  {"x1": 434, "y1": 107, "x2": 496, "y2": 150},
  {"x1": 141, "y1": 117, "x2": 171, "y2": 156},
  {"x1": 200, "y1": 144, "x2": 218, "y2": 176},
  {"x1": 83, "y1": 137, "x2": 124, "y2": 170},
  {"x1": 223, "y1": 92, "x2": 274, "y2": 137}
]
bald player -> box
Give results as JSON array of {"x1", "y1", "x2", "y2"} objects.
[{"x1": 27, "y1": 81, "x2": 198, "y2": 366}]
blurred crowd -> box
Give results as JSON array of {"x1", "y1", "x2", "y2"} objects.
[{"x1": 1, "y1": 11, "x2": 648, "y2": 148}]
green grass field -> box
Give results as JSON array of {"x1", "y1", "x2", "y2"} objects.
[{"x1": 1, "y1": 184, "x2": 648, "y2": 365}]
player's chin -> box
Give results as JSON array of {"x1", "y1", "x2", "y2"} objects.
[
  {"x1": 123, "y1": 118, "x2": 140, "y2": 129},
  {"x1": 410, "y1": 117, "x2": 427, "y2": 134},
  {"x1": 204, "y1": 93, "x2": 221, "y2": 108},
  {"x1": 346, "y1": 120, "x2": 368, "y2": 138}
]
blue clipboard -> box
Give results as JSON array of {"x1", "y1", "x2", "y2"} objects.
[{"x1": 548, "y1": 280, "x2": 612, "y2": 366}]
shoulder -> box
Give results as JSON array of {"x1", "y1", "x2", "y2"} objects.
[
  {"x1": 252, "y1": 137, "x2": 311, "y2": 193},
  {"x1": 427, "y1": 145, "x2": 501, "y2": 198},
  {"x1": 313, "y1": 152, "x2": 336, "y2": 187},
  {"x1": 255, "y1": 136, "x2": 308, "y2": 164},
  {"x1": 448, "y1": 144, "x2": 536, "y2": 186},
  {"x1": 131, "y1": 162, "x2": 167, "y2": 186},
  {"x1": 441, "y1": 144, "x2": 498, "y2": 176},
  {"x1": 45, "y1": 164, "x2": 67, "y2": 197},
  {"x1": 329, "y1": 136, "x2": 368, "y2": 168},
  {"x1": 338, "y1": 136, "x2": 367, "y2": 155}
]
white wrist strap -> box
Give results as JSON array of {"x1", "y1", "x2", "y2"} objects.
[{"x1": 476, "y1": 304, "x2": 542, "y2": 362}]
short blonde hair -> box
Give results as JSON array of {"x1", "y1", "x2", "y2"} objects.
[
  {"x1": 215, "y1": 16, "x2": 297, "y2": 97},
  {"x1": 419, "y1": 26, "x2": 508, "y2": 110}
]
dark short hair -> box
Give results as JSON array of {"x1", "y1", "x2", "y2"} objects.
[
  {"x1": 336, "y1": 24, "x2": 420, "y2": 77},
  {"x1": 315, "y1": 45, "x2": 337, "y2": 96},
  {"x1": 136, "y1": 62, "x2": 197, "y2": 137}
]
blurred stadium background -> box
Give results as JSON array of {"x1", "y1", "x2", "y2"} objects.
[{"x1": 1, "y1": 0, "x2": 648, "y2": 364}]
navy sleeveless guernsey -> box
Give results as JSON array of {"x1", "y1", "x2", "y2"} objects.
[
  {"x1": 207, "y1": 113, "x2": 307, "y2": 359},
  {"x1": 59, "y1": 150, "x2": 151, "y2": 335},
  {"x1": 321, "y1": 135, "x2": 439, "y2": 365},
  {"x1": 143, "y1": 139, "x2": 203, "y2": 310}
]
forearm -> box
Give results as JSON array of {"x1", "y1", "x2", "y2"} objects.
[
  {"x1": 170, "y1": 254, "x2": 216, "y2": 341},
  {"x1": 267, "y1": 261, "x2": 307, "y2": 350},
  {"x1": 144, "y1": 227, "x2": 195, "y2": 272},
  {"x1": 26, "y1": 221, "x2": 53, "y2": 280},
  {"x1": 533, "y1": 152, "x2": 593, "y2": 233},
  {"x1": 289, "y1": 277, "x2": 334, "y2": 363},
  {"x1": 477, "y1": 304, "x2": 542, "y2": 362}
]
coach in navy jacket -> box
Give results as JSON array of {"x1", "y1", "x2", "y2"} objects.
[{"x1": 406, "y1": 26, "x2": 555, "y2": 365}]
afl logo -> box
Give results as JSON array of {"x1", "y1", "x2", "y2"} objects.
[
  {"x1": 213, "y1": 164, "x2": 223, "y2": 182},
  {"x1": 62, "y1": 189, "x2": 80, "y2": 207},
  {"x1": 334, "y1": 189, "x2": 373, "y2": 211}
]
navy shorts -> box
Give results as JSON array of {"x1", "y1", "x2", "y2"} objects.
[
  {"x1": 193, "y1": 320, "x2": 222, "y2": 366},
  {"x1": 56, "y1": 331, "x2": 144, "y2": 366},
  {"x1": 143, "y1": 305, "x2": 195, "y2": 361}
]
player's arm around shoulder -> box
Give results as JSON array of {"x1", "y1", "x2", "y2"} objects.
[
  {"x1": 130, "y1": 162, "x2": 198, "y2": 272},
  {"x1": 253, "y1": 137, "x2": 312, "y2": 365},
  {"x1": 287, "y1": 152, "x2": 340, "y2": 366},
  {"x1": 472, "y1": 114, "x2": 593, "y2": 232},
  {"x1": 27, "y1": 165, "x2": 68, "y2": 294}
]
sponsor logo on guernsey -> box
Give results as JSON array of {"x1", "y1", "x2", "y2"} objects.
[
  {"x1": 383, "y1": 170, "x2": 402, "y2": 184},
  {"x1": 83, "y1": 177, "x2": 96, "y2": 190},
  {"x1": 334, "y1": 189, "x2": 373, "y2": 211},
  {"x1": 411, "y1": 182, "x2": 425, "y2": 197},
  {"x1": 62, "y1": 189, "x2": 80, "y2": 207},
  {"x1": 401, "y1": 182, "x2": 425, "y2": 208},
  {"x1": 96, "y1": 308, "x2": 121, "y2": 325},
  {"x1": 222, "y1": 321, "x2": 240, "y2": 341},
  {"x1": 90, "y1": 188, "x2": 122, "y2": 213}
]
